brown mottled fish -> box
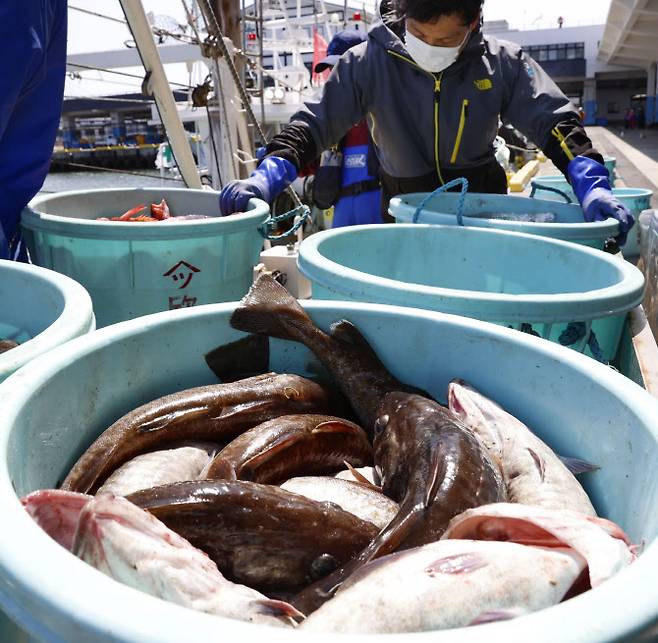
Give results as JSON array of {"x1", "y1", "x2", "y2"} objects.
[
  {"x1": 127, "y1": 480, "x2": 379, "y2": 592},
  {"x1": 0, "y1": 339, "x2": 19, "y2": 354},
  {"x1": 61, "y1": 373, "x2": 330, "y2": 494},
  {"x1": 206, "y1": 415, "x2": 372, "y2": 483},
  {"x1": 293, "y1": 392, "x2": 506, "y2": 614},
  {"x1": 227, "y1": 273, "x2": 425, "y2": 437}
]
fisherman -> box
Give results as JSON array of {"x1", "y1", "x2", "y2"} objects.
[
  {"x1": 220, "y1": 0, "x2": 633, "y2": 245},
  {"x1": 0, "y1": 0, "x2": 67, "y2": 261},
  {"x1": 311, "y1": 30, "x2": 382, "y2": 227}
]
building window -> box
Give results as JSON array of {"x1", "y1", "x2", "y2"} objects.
[{"x1": 525, "y1": 42, "x2": 585, "y2": 62}]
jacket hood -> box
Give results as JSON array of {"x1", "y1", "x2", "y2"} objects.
[{"x1": 368, "y1": 0, "x2": 485, "y2": 66}]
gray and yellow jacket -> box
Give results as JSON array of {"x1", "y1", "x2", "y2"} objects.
[{"x1": 265, "y1": 1, "x2": 602, "y2": 206}]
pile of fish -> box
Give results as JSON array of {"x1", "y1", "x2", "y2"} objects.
[
  {"x1": 96, "y1": 198, "x2": 211, "y2": 222},
  {"x1": 0, "y1": 339, "x2": 19, "y2": 354},
  {"x1": 480, "y1": 212, "x2": 557, "y2": 223},
  {"x1": 23, "y1": 274, "x2": 636, "y2": 633}
]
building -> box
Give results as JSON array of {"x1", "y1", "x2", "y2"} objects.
[
  {"x1": 599, "y1": 0, "x2": 658, "y2": 127},
  {"x1": 483, "y1": 20, "x2": 647, "y2": 127}
]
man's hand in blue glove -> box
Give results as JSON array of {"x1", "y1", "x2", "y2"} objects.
[
  {"x1": 567, "y1": 155, "x2": 634, "y2": 246},
  {"x1": 219, "y1": 156, "x2": 297, "y2": 216}
]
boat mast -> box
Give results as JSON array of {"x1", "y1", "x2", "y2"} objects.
[{"x1": 119, "y1": 0, "x2": 203, "y2": 189}]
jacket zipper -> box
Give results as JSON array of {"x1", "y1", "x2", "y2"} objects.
[
  {"x1": 433, "y1": 73, "x2": 444, "y2": 184},
  {"x1": 450, "y1": 98, "x2": 469, "y2": 164},
  {"x1": 386, "y1": 50, "x2": 444, "y2": 185}
]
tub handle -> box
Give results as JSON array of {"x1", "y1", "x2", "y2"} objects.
[
  {"x1": 259, "y1": 205, "x2": 311, "y2": 241},
  {"x1": 529, "y1": 183, "x2": 573, "y2": 204},
  {"x1": 412, "y1": 177, "x2": 469, "y2": 226}
]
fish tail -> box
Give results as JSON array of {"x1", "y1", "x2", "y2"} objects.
[{"x1": 230, "y1": 274, "x2": 318, "y2": 345}]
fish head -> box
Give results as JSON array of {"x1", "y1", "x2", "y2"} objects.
[{"x1": 373, "y1": 392, "x2": 416, "y2": 499}]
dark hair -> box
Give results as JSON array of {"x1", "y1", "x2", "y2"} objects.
[{"x1": 392, "y1": 0, "x2": 483, "y2": 24}]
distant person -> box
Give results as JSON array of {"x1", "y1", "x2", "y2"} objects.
[
  {"x1": 626, "y1": 108, "x2": 637, "y2": 130},
  {"x1": 0, "y1": 1, "x2": 67, "y2": 261},
  {"x1": 637, "y1": 105, "x2": 646, "y2": 130},
  {"x1": 311, "y1": 30, "x2": 382, "y2": 227},
  {"x1": 220, "y1": 0, "x2": 634, "y2": 246}
]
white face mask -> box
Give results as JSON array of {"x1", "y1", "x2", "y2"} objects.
[{"x1": 404, "y1": 27, "x2": 470, "y2": 73}]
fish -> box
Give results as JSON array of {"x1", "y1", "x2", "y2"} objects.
[
  {"x1": 0, "y1": 339, "x2": 19, "y2": 354},
  {"x1": 60, "y1": 373, "x2": 330, "y2": 494},
  {"x1": 206, "y1": 415, "x2": 372, "y2": 483},
  {"x1": 21, "y1": 489, "x2": 92, "y2": 551},
  {"x1": 204, "y1": 334, "x2": 270, "y2": 383},
  {"x1": 71, "y1": 492, "x2": 299, "y2": 626},
  {"x1": 299, "y1": 539, "x2": 586, "y2": 633},
  {"x1": 96, "y1": 442, "x2": 220, "y2": 496},
  {"x1": 280, "y1": 476, "x2": 398, "y2": 529},
  {"x1": 227, "y1": 273, "x2": 425, "y2": 437},
  {"x1": 127, "y1": 479, "x2": 379, "y2": 592},
  {"x1": 447, "y1": 379, "x2": 597, "y2": 515},
  {"x1": 293, "y1": 392, "x2": 506, "y2": 614},
  {"x1": 442, "y1": 503, "x2": 635, "y2": 588}
]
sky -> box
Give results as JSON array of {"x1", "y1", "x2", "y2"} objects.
[{"x1": 65, "y1": 0, "x2": 614, "y2": 98}]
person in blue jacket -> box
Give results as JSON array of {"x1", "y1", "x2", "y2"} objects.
[
  {"x1": 219, "y1": 0, "x2": 633, "y2": 246},
  {"x1": 312, "y1": 30, "x2": 382, "y2": 227},
  {"x1": 0, "y1": 1, "x2": 67, "y2": 261}
]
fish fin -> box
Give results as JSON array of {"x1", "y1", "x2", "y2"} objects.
[
  {"x1": 330, "y1": 320, "x2": 379, "y2": 355},
  {"x1": 236, "y1": 432, "x2": 308, "y2": 479},
  {"x1": 469, "y1": 608, "x2": 525, "y2": 626},
  {"x1": 312, "y1": 420, "x2": 359, "y2": 435},
  {"x1": 425, "y1": 552, "x2": 488, "y2": 576},
  {"x1": 558, "y1": 455, "x2": 600, "y2": 476},
  {"x1": 425, "y1": 448, "x2": 446, "y2": 508},
  {"x1": 527, "y1": 447, "x2": 546, "y2": 483},
  {"x1": 230, "y1": 274, "x2": 314, "y2": 342},
  {"x1": 204, "y1": 334, "x2": 270, "y2": 383},
  {"x1": 254, "y1": 598, "x2": 305, "y2": 621},
  {"x1": 343, "y1": 461, "x2": 380, "y2": 490}
]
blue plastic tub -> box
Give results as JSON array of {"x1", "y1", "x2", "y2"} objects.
[
  {"x1": 298, "y1": 224, "x2": 645, "y2": 362},
  {"x1": 21, "y1": 189, "x2": 269, "y2": 327},
  {"x1": 389, "y1": 192, "x2": 618, "y2": 249},
  {"x1": 530, "y1": 180, "x2": 653, "y2": 257},
  {"x1": 0, "y1": 260, "x2": 94, "y2": 383},
  {"x1": 0, "y1": 302, "x2": 657, "y2": 641}
]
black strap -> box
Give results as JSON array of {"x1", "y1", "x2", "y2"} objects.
[{"x1": 339, "y1": 178, "x2": 381, "y2": 198}]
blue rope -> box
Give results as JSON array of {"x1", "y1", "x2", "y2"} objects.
[
  {"x1": 558, "y1": 322, "x2": 608, "y2": 364},
  {"x1": 529, "y1": 183, "x2": 573, "y2": 204},
  {"x1": 258, "y1": 205, "x2": 311, "y2": 240},
  {"x1": 412, "y1": 177, "x2": 469, "y2": 225}
]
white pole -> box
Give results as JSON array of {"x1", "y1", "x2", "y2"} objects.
[{"x1": 119, "y1": 0, "x2": 202, "y2": 189}]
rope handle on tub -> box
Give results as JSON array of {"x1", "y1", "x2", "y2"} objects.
[
  {"x1": 412, "y1": 177, "x2": 469, "y2": 226},
  {"x1": 529, "y1": 183, "x2": 573, "y2": 204},
  {"x1": 258, "y1": 205, "x2": 311, "y2": 240}
]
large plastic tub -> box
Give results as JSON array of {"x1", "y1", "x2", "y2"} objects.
[
  {"x1": 0, "y1": 302, "x2": 657, "y2": 641},
  {"x1": 0, "y1": 260, "x2": 94, "y2": 384},
  {"x1": 21, "y1": 189, "x2": 269, "y2": 327},
  {"x1": 298, "y1": 224, "x2": 645, "y2": 362},
  {"x1": 389, "y1": 192, "x2": 618, "y2": 249},
  {"x1": 530, "y1": 180, "x2": 653, "y2": 257}
]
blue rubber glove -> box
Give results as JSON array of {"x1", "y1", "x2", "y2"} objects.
[
  {"x1": 219, "y1": 156, "x2": 297, "y2": 216},
  {"x1": 567, "y1": 155, "x2": 634, "y2": 246}
]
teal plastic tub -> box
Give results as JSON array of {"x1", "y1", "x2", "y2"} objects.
[
  {"x1": 0, "y1": 260, "x2": 94, "y2": 384},
  {"x1": 530, "y1": 180, "x2": 653, "y2": 257},
  {"x1": 604, "y1": 156, "x2": 616, "y2": 178},
  {"x1": 298, "y1": 224, "x2": 645, "y2": 362},
  {"x1": 21, "y1": 189, "x2": 269, "y2": 327},
  {"x1": 389, "y1": 192, "x2": 618, "y2": 249},
  {"x1": 0, "y1": 302, "x2": 657, "y2": 641}
]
